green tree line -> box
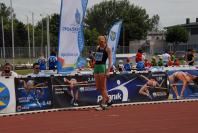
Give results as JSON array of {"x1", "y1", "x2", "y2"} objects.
[{"x1": 0, "y1": 0, "x2": 161, "y2": 49}]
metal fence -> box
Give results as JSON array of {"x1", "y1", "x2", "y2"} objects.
[{"x1": 0, "y1": 46, "x2": 130, "y2": 59}]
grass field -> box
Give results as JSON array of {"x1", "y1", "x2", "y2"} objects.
[{"x1": 15, "y1": 69, "x2": 32, "y2": 75}]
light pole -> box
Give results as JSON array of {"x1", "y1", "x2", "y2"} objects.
[
  {"x1": 10, "y1": 0, "x2": 15, "y2": 67},
  {"x1": 46, "y1": 15, "x2": 50, "y2": 58},
  {"x1": 32, "y1": 12, "x2": 35, "y2": 58},
  {"x1": 40, "y1": 14, "x2": 44, "y2": 54},
  {"x1": 0, "y1": 4, "x2": 5, "y2": 60},
  {"x1": 1, "y1": 16, "x2": 5, "y2": 59},
  {"x1": 27, "y1": 16, "x2": 31, "y2": 63}
]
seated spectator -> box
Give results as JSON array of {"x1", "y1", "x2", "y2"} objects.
[
  {"x1": 118, "y1": 60, "x2": 124, "y2": 72},
  {"x1": 167, "y1": 58, "x2": 174, "y2": 67},
  {"x1": 27, "y1": 63, "x2": 45, "y2": 77},
  {"x1": 174, "y1": 58, "x2": 180, "y2": 66},
  {"x1": 151, "y1": 57, "x2": 157, "y2": 66},
  {"x1": 0, "y1": 63, "x2": 18, "y2": 77},
  {"x1": 144, "y1": 59, "x2": 152, "y2": 68},
  {"x1": 124, "y1": 58, "x2": 132, "y2": 72},
  {"x1": 136, "y1": 61, "x2": 145, "y2": 71},
  {"x1": 158, "y1": 57, "x2": 164, "y2": 66}
]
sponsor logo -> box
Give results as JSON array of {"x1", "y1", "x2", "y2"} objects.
[
  {"x1": 61, "y1": 53, "x2": 79, "y2": 57},
  {"x1": 152, "y1": 92, "x2": 167, "y2": 97},
  {"x1": 0, "y1": 82, "x2": 10, "y2": 110},
  {"x1": 97, "y1": 78, "x2": 137, "y2": 102},
  {"x1": 97, "y1": 93, "x2": 122, "y2": 102},
  {"x1": 61, "y1": 8, "x2": 82, "y2": 33},
  {"x1": 110, "y1": 31, "x2": 116, "y2": 41},
  {"x1": 62, "y1": 26, "x2": 80, "y2": 32}
]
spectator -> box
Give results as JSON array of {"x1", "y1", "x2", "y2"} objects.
[
  {"x1": 118, "y1": 60, "x2": 124, "y2": 72},
  {"x1": 186, "y1": 49, "x2": 195, "y2": 66},
  {"x1": 0, "y1": 63, "x2": 18, "y2": 77},
  {"x1": 135, "y1": 49, "x2": 143, "y2": 63},
  {"x1": 144, "y1": 59, "x2": 152, "y2": 68},
  {"x1": 124, "y1": 58, "x2": 132, "y2": 72},
  {"x1": 48, "y1": 51, "x2": 58, "y2": 70},
  {"x1": 27, "y1": 63, "x2": 45, "y2": 77},
  {"x1": 170, "y1": 51, "x2": 176, "y2": 62},
  {"x1": 162, "y1": 50, "x2": 170, "y2": 66},
  {"x1": 151, "y1": 57, "x2": 157, "y2": 66},
  {"x1": 158, "y1": 57, "x2": 163, "y2": 66},
  {"x1": 174, "y1": 58, "x2": 180, "y2": 66},
  {"x1": 88, "y1": 50, "x2": 94, "y2": 61},
  {"x1": 37, "y1": 53, "x2": 47, "y2": 70},
  {"x1": 136, "y1": 61, "x2": 145, "y2": 71},
  {"x1": 167, "y1": 58, "x2": 174, "y2": 66}
]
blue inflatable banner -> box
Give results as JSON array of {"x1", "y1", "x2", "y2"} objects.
[
  {"x1": 57, "y1": 0, "x2": 88, "y2": 74},
  {"x1": 15, "y1": 77, "x2": 53, "y2": 112}
]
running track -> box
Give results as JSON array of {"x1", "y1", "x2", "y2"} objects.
[{"x1": 0, "y1": 102, "x2": 198, "y2": 133}]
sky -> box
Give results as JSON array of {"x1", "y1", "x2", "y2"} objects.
[{"x1": 0, "y1": 0, "x2": 198, "y2": 27}]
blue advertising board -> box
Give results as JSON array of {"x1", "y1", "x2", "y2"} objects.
[
  {"x1": 15, "y1": 77, "x2": 53, "y2": 112},
  {"x1": 167, "y1": 70, "x2": 198, "y2": 99},
  {"x1": 52, "y1": 72, "x2": 168, "y2": 108}
]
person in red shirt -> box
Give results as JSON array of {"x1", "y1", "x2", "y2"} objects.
[
  {"x1": 144, "y1": 59, "x2": 152, "y2": 68},
  {"x1": 174, "y1": 58, "x2": 180, "y2": 66},
  {"x1": 136, "y1": 49, "x2": 143, "y2": 63},
  {"x1": 167, "y1": 58, "x2": 174, "y2": 66}
]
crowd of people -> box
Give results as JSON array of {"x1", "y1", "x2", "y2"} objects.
[
  {"x1": 86, "y1": 48, "x2": 196, "y2": 73},
  {"x1": 0, "y1": 50, "x2": 58, "y2": 78},
  {"x1": 0, "y1": 48, "x2": 196, "y2": 78}
]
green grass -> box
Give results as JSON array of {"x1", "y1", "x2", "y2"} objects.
[
  {"x1": 0, "y1": 58, "x2": 36, "y2": 65},
  {"x1": 15, "y1": 69, "x2": 32, "y2": 75}
]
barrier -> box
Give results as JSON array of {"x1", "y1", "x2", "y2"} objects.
[
  {"x1": 0, "y1": 68, "x2": 198, "y2": 114},
  {"x1": 0, "y1": 77, "x2": 16, "y2": 114},
  {"x1": 167, "y1": 69, "x2": 198, "y2": 99},
  {"x1": 15, "y1": 77, "x2": 53, "y2": 112}
]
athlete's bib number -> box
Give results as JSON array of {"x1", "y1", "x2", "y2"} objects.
[{"x1": 95, "y1": 52, "x2": 103, "y2": 61}]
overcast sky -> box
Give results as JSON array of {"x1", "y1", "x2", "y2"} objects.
[{"x1": 0, "y1": 0, "x2": 197, "y2": 27}]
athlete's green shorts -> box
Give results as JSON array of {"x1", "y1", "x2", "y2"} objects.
[{"x1": 94, "y1": 64, "x2": 106, "y2": 74}]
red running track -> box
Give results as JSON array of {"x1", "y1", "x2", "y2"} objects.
[{"x1": 0, "y1": 102, "x2": 198, "y2": 133}]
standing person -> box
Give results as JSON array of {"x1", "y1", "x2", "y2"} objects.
[
  {"x1": 48, "y1": 51, "x2": 58, "y2": 70},
  {"x1": 94, "y1": 35, "x2": 113, "y2": 109},
  {"x1": 0, "y1": 63, "x2": 18, "y2": 77},
  {"x1": 37, "y1": 53, "x2": 47, "y2": 70},
  {"x1": 186, "y1": 49, "x2": 195, "y2": 66},
  {"x1": 162, "y1": 50, "x2": 170, "y2": 66},
  {"x1": 135, "y1": 49, "x2": 143, "y2": 63}
]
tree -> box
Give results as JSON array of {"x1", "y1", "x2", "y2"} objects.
[
  {"x1": 166, "y1": 26, "x2": 189, "y2": 51},
  {"x1": 0, "y1": 2, "x2": 27, "y2": 48},
  {"x1": 150, "y1": 14, "x2": 160, "y2": 31},
  {"x1": 84, "y1": 28, "x2": 100, "y2": 46},
  {"x1": 85, "y1": 0, "x2": 154, "y2": 46},
  {"x1": 166, "y1": 26, "x2": 188, "y2": 44},
  {"x1": 35, "y1": 13, "x2": 60, "y2": 48}
]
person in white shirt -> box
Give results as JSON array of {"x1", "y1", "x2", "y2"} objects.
[
  {"x1": 162, "y1": 50, "x2": 170, "y2": 66},
  {"x1": 27, "y1": 63, "x2": 45, "y2": 77},
  {"x1": 0, "y1": 63, "x2": 18, "y2": 77}
]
